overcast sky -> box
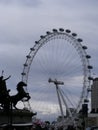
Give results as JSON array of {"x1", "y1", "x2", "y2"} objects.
[{"x1": 0, "y1": 0, "x2": 98, "y2": 121}]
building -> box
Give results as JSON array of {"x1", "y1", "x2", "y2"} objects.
[
  {"x1": 88, "y1": 113, "x2": 98, "y2": 127},
  {"x1": 91, "y1": 78, "x2": 98, "y2": 113},
  {"x1": 0, "y1": 109, "x2": 36, "y2": 125}
]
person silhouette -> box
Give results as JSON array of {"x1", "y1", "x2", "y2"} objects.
[
  {"x1": 0, "y1": 75, "x2": 11, "y2": 95},
  {"x1": 0, "y1": 73, "x2": 11, "y2": 109}
]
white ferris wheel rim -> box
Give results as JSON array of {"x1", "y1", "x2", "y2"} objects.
[{"x1": 21, "y1": 28, "x2": 92, "y2": 121}]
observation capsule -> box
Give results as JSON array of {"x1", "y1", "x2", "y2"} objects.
[
  {"x1": 87, "y1": 88, "x2": 92, "y2": 92},
  {"x1": 72, "y1": 33, "x2": 77, "y2": 37},
  {"x1": 35, "y1": 41, "x2": 39, "y2": 44},
  {"x1": 84, "y1": 99, "x2": 89, "y2": 103},
  {"x1": 40, "y1": 35, "x2": 45, "y2": 39},
  {"x1": 77, "y1": 38, "x2": 83, "y2": 42},
  {"x1": 21, "y1": 72, "x2": 26, "y2": 76},
  {"x1": 59, "y1": 28, "x2": 64, "y2": 32},
  {"x1": 53, "y1": 29, "x2": 58, "y2": 32},
  {"x1": 30, "y1": 48, "x2": 35, "y2": 51},
  {"x1": 26, "y1": 55, "x2": 31, "y2": 59},
  {"x1": 66, "y1": 29, "x2": 71, "y2": 33},
  {"x1": 86, "y1": 55, "x2": 91, "y2": 59},
  {"x1": 24, "y1": 63, "x2": 28, "y2": 67},
  {"x1": 46, "y1": 31, "x2": 51, "y2": 35},
  {"x1": 88, "y1": 76, "x2": 93, "y2": 80},
  {"x1": 82, "y1": 46, "x2": 88, "y2": 49},
  {"x1": 88, "y1": 65, "x2": 93, "y2": 69}
]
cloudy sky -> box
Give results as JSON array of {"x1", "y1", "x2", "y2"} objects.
[{"x1": 0, "y1": 0, "x2": 98, "y2": 121}]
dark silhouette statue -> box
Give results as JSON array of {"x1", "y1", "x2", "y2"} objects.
[
  {"x1": 10, "y1": 81, "x2": 31, "y2": 109},
  {"x1": 0, "y1": 72, "x2": 31, "y2": 110},
  {"x1": 0, "y1": 75, "x2": 11, "y2": 109},
  {"x1": 0, "y1": 75, "x2": 11, "y2": 93}
]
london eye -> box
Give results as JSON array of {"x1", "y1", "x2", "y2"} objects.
[{"x1": 21, "y1": 28, "x2": 93, "y2": 124}]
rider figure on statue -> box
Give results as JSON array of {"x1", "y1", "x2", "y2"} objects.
[{"x1": 0, "y1": 70, "x2": 11, "y2": 96}]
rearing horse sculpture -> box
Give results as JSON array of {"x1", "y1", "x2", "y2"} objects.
[
  {"x1": 0, "y1": 80, "x2": 31, "y2": 110},
  {"x1": 10, "y1": 81, "x2": 31, "y2": 109}
]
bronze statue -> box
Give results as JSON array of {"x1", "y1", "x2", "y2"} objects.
[
  {"x1": 0, "y1": 72, "x2": 31, "y2": 110},
  {"x1": 10, "y1": 81, "x2": 31, "y2": 109},
  {"x1": 0, "y1": 73, "x2": 11, "y2": 110},
  {"x1": 0, "y1": 75, "x2": 11, "y2": 94}
]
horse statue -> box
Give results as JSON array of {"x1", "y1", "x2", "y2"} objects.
[
  {"x1": 10, "y1": 81, "x2": 31, "y2": 109},
  {"x1": 0, "y1": 75, "x2": 31, "y2": 110}
]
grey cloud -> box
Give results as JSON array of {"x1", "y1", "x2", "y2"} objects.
[
  {"x1": 0, "y1": 0, "x2": 98, "y2": 121},
  {"x1": 0, "y1": 0, "x2": 42, "y2": 7}
]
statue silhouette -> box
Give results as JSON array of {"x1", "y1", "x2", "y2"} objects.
[
  {"x1": 0, "y1": 75, "x2": 11, "y2": 94},
  {"x1": 0, "y1": 72, "x2": 31, "y2": 110},
  {"x1": 10, "y1": 81, "x2": 31, "y2": 109},
  {"x1": 0, "y1": 74, "x2": 11, "y2": 110}
]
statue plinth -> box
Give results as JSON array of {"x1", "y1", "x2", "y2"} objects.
[{"x1": 0, "y1": 109, "x2": 36, "y2": 125}]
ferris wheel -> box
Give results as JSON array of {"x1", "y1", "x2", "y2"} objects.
[{"x1": 21, "y1": 28, "x2": 93, "y2": 123}]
